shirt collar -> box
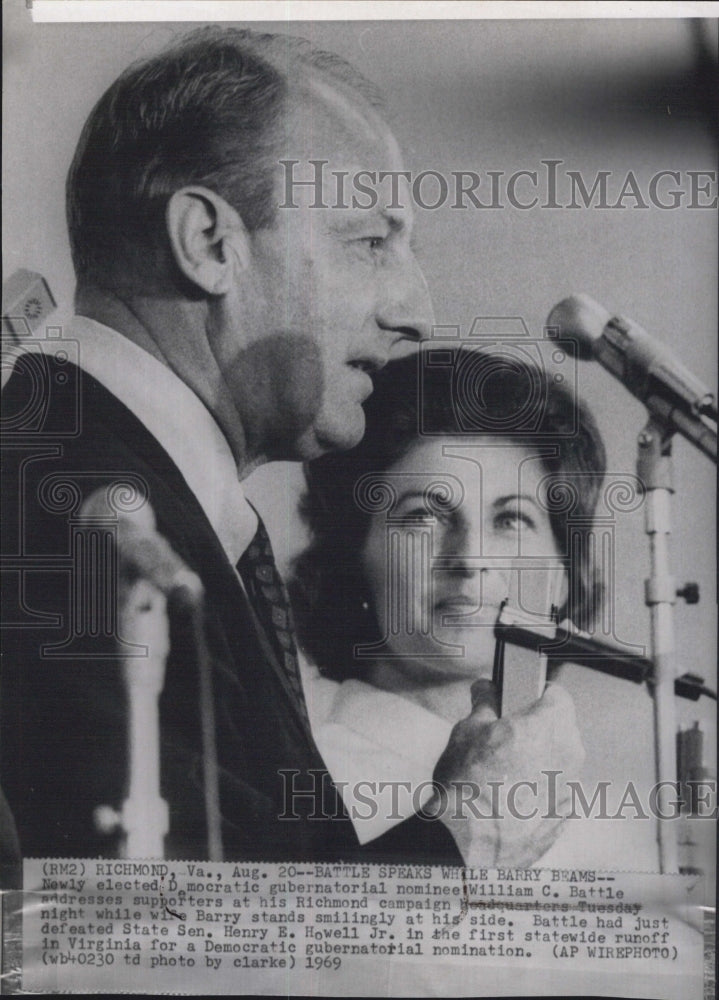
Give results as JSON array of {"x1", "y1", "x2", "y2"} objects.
[
  {"x1": 66, "y1": 316, "x2": 257, "y2": 565},
  {"x1": 299, "y1": 658, "x2": 453, "y2": 767},
  {"x1": 333, "y1": 679, "x2": 453, "y2": 764}
]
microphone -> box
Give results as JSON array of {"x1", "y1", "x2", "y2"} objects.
[
  {"x1": 2, "y1": 269, "x2": 56, "y2": 340},
  {"x1": 78, "y1": 490, "x2": 203, "y2": 600},
  {"x1": 495, "y1": 608, "x2": 653, "y2": 686},
  {"x1": 115, "y1": 520, "x2": 204, "y2": 601},
  {"x1": 491, "y1": 567, "x2": 561, "y2": 716},
  {"x1": 493, "y1": 603, "x2": 553, "y2": 716},
  {"x1": 547, "y1": 294, "x2": 717, "y2": 461}
]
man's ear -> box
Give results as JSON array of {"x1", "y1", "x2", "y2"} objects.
[{"x1": 166, "y1": 187, "x2": 250, "y2": 295}]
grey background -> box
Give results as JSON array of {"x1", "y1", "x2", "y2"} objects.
[{"x1": 3, "y1": 8, "x2": 717, "y2": 862}]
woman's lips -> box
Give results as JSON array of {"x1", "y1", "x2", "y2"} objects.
[
  {"x1": 435, "y1": 595, "x2": 477, "y2": 610},
  {"x1": 434, "y1": 595, "x2": 501, "y2": 619}
]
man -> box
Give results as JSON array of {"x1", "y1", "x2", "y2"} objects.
[{"x1": 1, "y1": 26, "x2": 582, "y2": 867}]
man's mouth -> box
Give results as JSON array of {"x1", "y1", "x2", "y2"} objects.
[{"x1": 348, "y1": 359, "x2": 377, "y2": 375}]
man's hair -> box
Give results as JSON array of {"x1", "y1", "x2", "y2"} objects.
[
  {"x1": 66, "y1": 26, "x2": 384, "y2": 288},
  {"x1": 291, "y1": 347, "x2": 607, "y2": 679}
]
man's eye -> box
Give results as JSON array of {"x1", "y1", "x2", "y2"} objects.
[{"x1": 360, "y1": 236, "x2": 386, "y2": 252}]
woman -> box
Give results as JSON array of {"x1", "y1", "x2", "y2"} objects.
[{"x1": 292, "y1": 346, "x2": 655, "y2": 866}]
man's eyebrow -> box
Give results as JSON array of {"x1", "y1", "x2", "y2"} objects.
[
  {"x1": 327, "y1": 206, "x2": 414, "y2": 237},
  {"x1": 328, "y1": 211, "x2": 392, "y2": 233},
  {"x1": 384, "y1": 208, "x2": 413, "y2": 234}
]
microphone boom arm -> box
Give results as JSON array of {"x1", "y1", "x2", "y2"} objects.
[{"x1": 494, "y1": 613, "x2": 715, "y2": 701}]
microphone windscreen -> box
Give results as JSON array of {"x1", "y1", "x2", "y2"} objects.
[
  {"x1": 78, "y1": 488, "x2": 202, "y2": 598},
  {"x1": 546, "y1": 293, "x2": 611, "y2": 360}
]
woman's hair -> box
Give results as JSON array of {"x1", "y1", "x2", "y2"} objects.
[{"x1": 291, "y1": 346, "x2": 607, "y2": 677}]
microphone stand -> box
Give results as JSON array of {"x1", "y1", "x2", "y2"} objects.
[
  {"x1": 95, "y1": 578, "x2": 170, "y2": 858},
  {"x1": 637, "y1": 416, "x2": 678, "y2": 874},
  {"x1": 120, "y1": 579, "x2": 170, "y2": 858}
]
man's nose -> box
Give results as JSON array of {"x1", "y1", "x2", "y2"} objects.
[{"x1": 376, "y1": 255, "x2": 435, "y2": 346}]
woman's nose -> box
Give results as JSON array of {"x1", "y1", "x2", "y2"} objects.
[{"x1": 439, "y1": 519, "x2": 507, "y2": 575}]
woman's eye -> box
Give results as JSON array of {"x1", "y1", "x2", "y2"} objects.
[
  {"x1": 399, "y1": 507, "x2": 434, "y2": 522},
  {"x1": 495, "y1": 510, "x2": 535, "y2": 531},
  {"x1": 397, "y1": 506, "x2": 446, "y2": 525}
]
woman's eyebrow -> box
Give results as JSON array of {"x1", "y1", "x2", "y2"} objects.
[
  {"x1": 492, "y1": 493, "x2": 542, "y2": 511},
  {"x1": 395, "y1": 490, "x2": 432, "y2": 505}
]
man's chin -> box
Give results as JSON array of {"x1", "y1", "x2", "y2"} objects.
[{"x1": 295, "y1": 413, "x2": 366, "y2": 460}]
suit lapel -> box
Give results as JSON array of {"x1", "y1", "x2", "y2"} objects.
[{"x1": 83, "y1": 366, "x2": 317, "y2": 747}]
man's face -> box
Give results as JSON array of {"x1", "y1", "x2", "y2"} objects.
[{"x1": 215, "y1": 81, "x2": 434, "y2": 462}]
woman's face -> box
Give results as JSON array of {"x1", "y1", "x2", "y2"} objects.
[{"x1": 360, "y1": 436, "x2": 566, "y2": 681}]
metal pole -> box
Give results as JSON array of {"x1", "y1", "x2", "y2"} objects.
[
  {"x1": 637, "y1": 419, "x2": 679, "y2": 874},
  {"x1": 119, "y1": 580, "x2": 170, "y2": 858}
]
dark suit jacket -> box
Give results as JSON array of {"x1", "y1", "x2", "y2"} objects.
[{"x1": 1, "y1": 356, "x2": 460, "y2": 870}]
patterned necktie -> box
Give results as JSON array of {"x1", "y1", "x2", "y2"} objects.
[{"x1": 237, "y1": 515, "x2": 310, "y2": 730}]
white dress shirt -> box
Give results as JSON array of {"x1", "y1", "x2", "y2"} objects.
[
  {"x1": 299, "y1": 656, "x2": 453, "y2": 844},
  {"x1": 65, "y1": 316, "x2": 258, "y2": 565}
]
